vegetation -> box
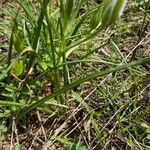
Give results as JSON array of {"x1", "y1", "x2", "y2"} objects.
[{"x1": 0, "y1": 0, "x2": 150, "y2": 149}]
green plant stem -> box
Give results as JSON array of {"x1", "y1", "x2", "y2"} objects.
[
  {"x1": 46, "y1": 8, "x2": 59, "y2": 86},
  {"x1": 16, "y1": 57, "x2": 150, "y2": 119}
]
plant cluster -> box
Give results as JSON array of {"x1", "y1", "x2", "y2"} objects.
[{"x1": 0, "y1": 0, "x2": 150, "y2": 149}]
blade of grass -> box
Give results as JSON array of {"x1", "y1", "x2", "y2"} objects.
[
  {"x1": 32, "y1": 59, "x2": 118, "y2": 82},
  {"x1": 16, "y1": 0, "x2": 35, "y2": 28},
  {"x1": 7, "y1": 10, "x2": 20, "y2": 78},
  {"x1": 45, "y1": 3, "x2": 61, "y2": 91},
  {"x1": 16, "y1": 57, "x2": 150, "y2": 119},
  {"x1": 0, "y1": 100, "x2": 24, "y2": 107}
]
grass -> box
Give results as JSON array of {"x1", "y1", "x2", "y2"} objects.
[{"x1": 0, "y1": 0, "x2": 150, "y2": 149}]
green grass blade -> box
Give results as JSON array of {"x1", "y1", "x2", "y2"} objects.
[
  {"x1": 16, "y1": 57, "x2": 150, "y2": 119},
  {"x1": 0, "y1": 100, "x2": 24, "y2": 107}
]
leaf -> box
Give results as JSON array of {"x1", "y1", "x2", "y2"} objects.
[
  {"x1": 75, "y1": 141, "x2": 87, "y2": 150},
  {"x1": 12, "y1": 59, "x2": 24, "y2": 77},
  {"x1": 146, "y1": 128, "x2": 150, "y2": 134},
  {"x1": 39, "y1": 61, "x2": 48, "y2": 70},
  {"x1": 147, "y1": 135, "x2": 150, "y2": 140},
  {"x1": 69, "y1": 143, "x2": 87, "y2": 150},
  {"x1": 72, "y1": 92, "x2": 91, "y2": 113},
  {"x1": 141, "y1": 122, "x2": 150, "y2": 129},
  {"x1": 13, "y1": 29, "x2": 24, "y2": 54},
  {"x1": 16, "y1": 57, "x2": 150, "y2": 119},
  {"x1": 15, "y1": 144, "x2": 21, "y2": 150},
  {"x1": 90, "y1": 6, "x2": 102, "y2": 29},
  {"x1": 65, "y1": 0, "x2": 74, "y2": 22},
  {"x1": 60, "y1": 0, "x2": 74, "y2": 33},
  {"x1": 102, "y1": 0, "x2": 127, "y2": 28}
]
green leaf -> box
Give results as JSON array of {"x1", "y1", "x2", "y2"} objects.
[
  {"x1": 16, "y1": 57, "x2": 150, "y2": 119},
  {"x1": 39, "y1": 61, "x2": 48, "y2": 70},
  {"x1": 13, "y1": 29, "x2": 24, "y2": 54},
  {"x1": 147, "y1": 135, "x2": 150, "y2": 140},
  {"x1": 141, "y1": 122, "x2": 150, "y2": 129},
  {"x1": 102, "y1": 0, "x2": 127, "y2": 28},
  {"x1": 90, "y1": 7, "x2": 102, "y2": 29},
  {"x1": 60, "y1": 0, "x2": 74, "y2": 33},
  {"x1": 146, "y1": 128, "x2": 150, "y2": 134},
  {"x1": 69, "y1": 143, "x2": 87, "y2": 150},
  {"x1": 12, "y1": 59, "x2": 24, "y2": 77},
  {"x1": 15, "y1": 144, "x2": 21, "y2": 150},
  {"x1": 65, "y1": 0, "x2": 74, "y2": 22},
  {"x1": 72, "y1": 92, "x2": 91, "y2": 113}
]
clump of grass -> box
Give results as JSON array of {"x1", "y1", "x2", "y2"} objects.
[{"x1": 0, "y1": 0, "x2": 150, "y2": 149}]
